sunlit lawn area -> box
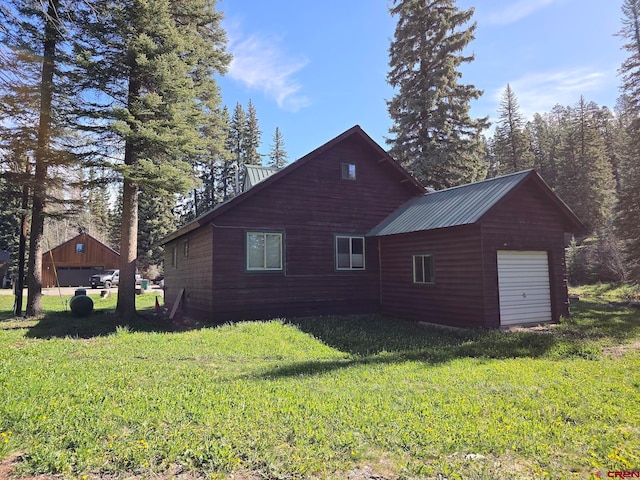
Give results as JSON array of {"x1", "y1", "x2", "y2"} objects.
[{"x1": 0, "y1": 287, "x2": 639, "y2": 479}]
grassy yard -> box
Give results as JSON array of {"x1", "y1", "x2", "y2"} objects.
[{"x1": 0, "y1": 289, "x2": 639, "y2": 479}]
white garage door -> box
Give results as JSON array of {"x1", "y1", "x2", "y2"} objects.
[{"x1": 497, "y1": 250, "x2": 552, "y2": 326}]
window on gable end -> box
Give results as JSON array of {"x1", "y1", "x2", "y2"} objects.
[{"x1": 341, "y1": 162, "x2": 356, "y2": 181}]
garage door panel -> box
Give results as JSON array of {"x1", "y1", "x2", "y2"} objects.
[
  {"x1": 498, "y1": 268, "x2": 549, "y2": 277},
  {"x1": 498, "y1": 250, "x2": 552, "y2": 326},
  {"x1": 55, "y1": 267, "x2": 102, "y2": 287},
  {"x1": 498, "y1": 283, "x2": 550, "y2": 292},
  {"x1": 499, "y1": 287, "x2": 551, "y2": 297},
  {"x1": 500, "y1": 304, "x2": 552, "y2": 314}
]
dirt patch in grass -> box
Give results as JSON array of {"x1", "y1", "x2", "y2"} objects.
[
  {"x1": 0, "y1": 455, "x2": 395, "y2": 480},
  {"x1": 603, "y1": 340, "x2": 640, "y2": 358},
  {"x1": 0, "y1": 453, "x2": 56, "y2": 480},
  {"x1": 503, "y1": 323, "x2": 559, "y2": 333}
]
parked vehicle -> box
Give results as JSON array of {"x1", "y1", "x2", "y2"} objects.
[
  {"x1": 90, "y1": 270, "x2": 144, "y2": 289},
  {"x1": 90, "y1": 269, "x2": 119, "y2": 289}
]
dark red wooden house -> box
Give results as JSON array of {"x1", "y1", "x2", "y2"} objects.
[
  {"x1": 161, "y1": 126, "x2": 583, "y2": 328},
  {"x1": 42, "y1": 233, "x2": 120, "y2": 288}
]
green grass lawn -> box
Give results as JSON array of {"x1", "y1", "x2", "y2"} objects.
[{"x1": 0, "y1": 290, "x2": 639, "y2": 479}]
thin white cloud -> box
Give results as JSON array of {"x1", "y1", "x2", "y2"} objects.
[
  {"x1": 226, "y1": 25, "x2": 310, "y2": 112},
  {"x1": 485, "y1": 0, "x2": 557, "y2": 26},
  {"x1": 492, "y1": 68, "x2": 610, "y2": 117}
]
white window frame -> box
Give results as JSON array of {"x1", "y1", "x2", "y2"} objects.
[
  {"x1": 246, "y1": 231, "x2": 284, "y2": 272},
  {"x1": 335, "y1": 235, "x2": 365, "y2": 270},
  {"x1": 413, "y1": 254, "x2": 435, "y2": 284}
]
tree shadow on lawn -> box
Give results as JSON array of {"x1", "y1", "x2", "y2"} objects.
[
  {"x1": 260, "y1": 300, "x2": 640, "y2": 378},
  {"x1": 561, "y1": 300, "x2": 640, "y2": 341},
  {"x1": 267, "y1": 315, "x2": 557, "y2": 372},
  {"x1": 20, "y1": 309, "x2": 178, "y2": 339}
]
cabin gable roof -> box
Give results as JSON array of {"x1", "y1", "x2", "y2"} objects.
[{"x1": 161, "y1": 125, "x2": 425, "y2": 245}]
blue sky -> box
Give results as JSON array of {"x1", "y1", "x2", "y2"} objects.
[{"x1": 217, "y1": 0, "x2": 626, "y2": 163}]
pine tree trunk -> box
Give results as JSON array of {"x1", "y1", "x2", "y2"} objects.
[
  {"x1": 26, "y1": 0, "x2": 59, "y2": 316},
  {"x1": 115, "y1": 72, "x2": 141, "y2": 318},
  {"x1": 115, "y1": 177, "x2": 139, "y2": 318}
]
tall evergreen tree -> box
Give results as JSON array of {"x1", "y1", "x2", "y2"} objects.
[
  {"x1": 615, "y1": 0, "x2": 640, "y2": 281},
  {"x1": 0, "y1": 0, "x2": 70, "y2": 315},
  {"x1": 108, "y1": 186, "x2": 123, "y2": 252},
  {"x1": 386, "y1": 0, "x2": 489, "y2": 189},
  {"x1": 73, "y1": 0, "x2": 230, "y2": 316},
  {"x1": 137, "y1": 188, "x2": 176, "y2": 276},
  {"x1": 528, "y1": 112, "x2": 560, "y2": 188},
  {"x1": 492, "y1": 84, "x2": 533, "y2": 175},
  {"x1": 194, "y1": 99, "x2": 231, "y2": 217},
  {"x1": 85, "y1": 167, "x2": 111, "y2": 241},
  {"x1": 593, "y1": 106, "x2": 622, "y2": 194},
  {"x1": 178, "y1": 99, "x2": 232, "y2": 223},
  {"x1": 268, "y1": 127, "x2": 288, "y2": 168},
  {"x1": 556, "y1": 98, "x2": 615, "y2": 231},
  {"x1": 244, "y1": 99, "x2": 262, "y2": 166},
  {"x1": 0, "y1": 153, "x2": 29, "y2": 285},
  {"x1": 223, "y1": 102, "x2": 246, "y2": 198}
]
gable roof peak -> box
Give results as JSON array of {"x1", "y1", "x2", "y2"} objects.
[
  {"x1": 369, "y1": 169, "x2": 582, "y2": 237},
  {"x1": 160, "y1": 125, "x2": 424, "y2": 245}
]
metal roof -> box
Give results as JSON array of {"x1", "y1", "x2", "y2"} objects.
[
  {"x1": 243, "y1": 165, "x2": 281, "y2": 190},
  {"x1": 368, "y1": 170, "x2": 534, "y2": 237}
]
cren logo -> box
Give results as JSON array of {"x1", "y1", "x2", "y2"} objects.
[{"x1": 607, "y1": 472, "x2": 640, "y2": 478}]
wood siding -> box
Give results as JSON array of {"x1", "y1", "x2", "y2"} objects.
[
  {"x1": 378, "y1": 178, "x2": 573, "y2": 328},
  {"x1": 165, "y1": 134, "x2": 421, "y2": 322},
  {"x1": 42, "y1": 233, "x2": 120, "y2": 287},
  {"x1": 378, "y1": 225, "x2": 487, "y2": 328},
  {"x1": 164, "y1": 225, "x2": 213, "y2": 319},
  {"x1": 479, "y1": 179, "x2": 570, "y2": 327}
]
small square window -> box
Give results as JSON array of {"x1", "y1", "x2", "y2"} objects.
[
  {"x1": 341, "y1": 162, "x2": 356, "y2": 181},
  {"x1": 75, "y1": 243, "x2": 85, "y2": 254},
  {"x1": 413, "y1": 255, "x2": 434, "y2": 284}
]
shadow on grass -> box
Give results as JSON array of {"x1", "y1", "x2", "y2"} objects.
[
  {"x1": 244, "y1": 318, "x2": 558, "y2": 378},
  {"x1": 7, "y1": 298, "x2": 639, "y2": 377},
  {"x1": 19, "y1": 308, "x2": 178, "y2": 339},
  {"x1": 258, "y1": 300, "x2": 640, "y2": 378},
  {"x1": 560, "y1": 300, "x2": 640, "y2": 341}
]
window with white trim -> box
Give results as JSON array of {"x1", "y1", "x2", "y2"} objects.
[
  {"x1": 246, "y1": 231, "x2": 283, "y2": 271},
  {"x1": 413, "y1": 254, "x2": 434, "y2": 284},
  {"x1": 336, "y1": 236, "x2": 365, "y2": 270}
]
